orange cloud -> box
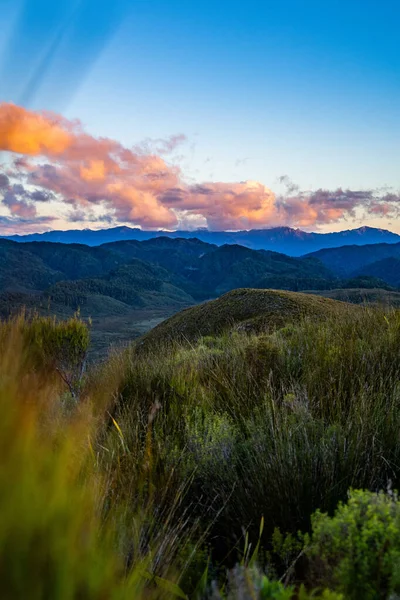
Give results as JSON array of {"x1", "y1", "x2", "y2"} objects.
[
  {"x1": 1, "y1": 103, "x2": 399, "y2": 232},
  {"x1": 80, "y1": 160, "x2": 107, "y2": 181},
  {"x1": 0, "y1": 103, "x2": 72, "y2": 155},
  {"x1": 181, "y1": 181, "x2": 278, "y2": 229}
]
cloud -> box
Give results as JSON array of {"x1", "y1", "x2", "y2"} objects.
[
  {"x1": 0, "y1": 174, "x2": 9, "y2": 189},
  {"x1": 1, "y1": 102, "x2": 400, "y2": 233},
  {"x1": 135, "y1": 134, "x2": 187, "y2": 155},
  {"x1": 182, "y1": 181, "x2": 277, "y2": 230},
  {"x1": 0, "y1": 215, "x2": 55, "y2": 235},
  {"x1": 2, "y1": 189, "x2": 37, "y2": 219}
]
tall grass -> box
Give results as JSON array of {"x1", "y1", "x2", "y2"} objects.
[
  {"x1": 0, "y1": 316, "x2": 199, "y2": 598},
  {"x1": 1, "y1": 304, "x2": 400, "y2": 597},
  {"x1": 110, "y1": 306, "x2": 400, "y2": 564}
]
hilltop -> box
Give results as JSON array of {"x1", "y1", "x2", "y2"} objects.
[{"x1": 139, "y1": 288, "x2": 350, "y2": 348}]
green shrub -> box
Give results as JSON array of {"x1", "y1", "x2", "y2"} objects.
[{"x1": 306, "y1": 489, "x2": 400, "y2": 599}]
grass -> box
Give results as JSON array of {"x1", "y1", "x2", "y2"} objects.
[
  {"x1": 312, "y1": 287, "x2": 400, "y2": 308},
  {"x1": 139, "y1": 288, "x2": 353, "y2": 348},
  {"x1": 1, "y1": 294, "x2": 400, "y2": 597}
]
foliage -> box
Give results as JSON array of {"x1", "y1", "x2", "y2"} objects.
[
  {"x1": 306, "y1": 489, "x2": 400, "y2": 599},
  {"x1": 140, "y1": 288, "x2": 348, "y2": 348},
  {"x1": 1, "y1": 301, "x2": 400, "y2": 597},
  {"x1": 0, "y1": 313, "x2": 90, "y2": 400}
]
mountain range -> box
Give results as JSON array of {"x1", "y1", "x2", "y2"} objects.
[{"x1": 3, "y1": 225, "x2": 400, "y2": 255}]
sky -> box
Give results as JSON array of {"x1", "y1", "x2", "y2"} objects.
[{"x1": 0, "y1": 0, "x2": 399, "y2": 234}]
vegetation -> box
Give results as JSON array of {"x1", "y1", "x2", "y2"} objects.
[
  {"x1": 139, "y1": 288, "x2": 352, "y2": 347},
  {"x1": 313, "y1": 287, "x2": 400, "y2": 308},
  {"x1": 1, "y1": 291, "x2": 400, "y2": 597},
  {"x1": 1, "y1": 237, "x2": 399, "y2": 360},
  {"x1": 308, "y1": 241, "x2": 400, "y2": 279}
]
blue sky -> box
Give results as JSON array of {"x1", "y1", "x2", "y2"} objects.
[{"x1": 0, "y1": 0, "x2": 400, "y2": 232}]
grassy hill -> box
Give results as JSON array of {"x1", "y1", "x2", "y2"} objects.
[{"x1": 139, "y1": 288, "x2": 350, "y2": 348}]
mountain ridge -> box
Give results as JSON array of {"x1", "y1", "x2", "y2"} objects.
[{"x1": 2, "y1": 225, "x2": 399, "y2": 255}]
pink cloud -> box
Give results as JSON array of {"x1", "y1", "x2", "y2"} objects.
[{"x1": 1, "y1": 103, "x2": 399, "y2": 232}]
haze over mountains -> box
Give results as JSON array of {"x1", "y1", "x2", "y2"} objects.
[{"x1": 3, "y1": 225, "x2": 400, "y2": 256}]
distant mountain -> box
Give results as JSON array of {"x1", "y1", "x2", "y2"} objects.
[
  {"x1": 0, "y1": 237, "x2": 337, "y2": 300},
  {"x1": 307, "y1": 242, "x2": 400, "y2": 283},
  {"x1": 352, "y1": 258, "x2": 400, "y2": 288},
  {"x1": 178, "y1": 244, "x2": 336, "y2": 296},
  {"x1": 46, "y1": 260, "x2": 194, "y2": 311},
  {"x1": 3, "y1": 225, "x2": 399, "y2": 256}
]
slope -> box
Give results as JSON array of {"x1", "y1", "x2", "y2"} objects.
[
  {"x1": 353, "y1": 257, "x2": 400, "y2": 288},
  {"x1": 307, "y1": 242, "x2": 400, "y2": 278},
  {"x1": 183, "y1": 244, "x2": 336, "y2": 297},
  {"x1": 46, "y1": 260, "x2": 194, "y2": 310},
  {"x1": 313, "y1": 288, "x2": 400, "y2": 308},
  {"x1": 138, "y1": 288, "x2": 350, "y2": 348}
]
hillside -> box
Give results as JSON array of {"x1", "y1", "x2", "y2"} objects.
[
  {"x1": 3, "y1": 225, "x2": 399, "y2": 255},
  {"x1": 0, "y1": 237, "x2": 339, "y2": 300},
  {"x1": 307, "y1": 241, "x2": 400, "y2": 278},
  {"x1": 139, "y1": 288, "x2": 350, "y2": 348},
  {"x1": 313, "y1": 287, "x2": 400, "y2": 308},
  {"x1": 0, "y1": 239, "x2": 64, "y2": 292},
  {"x1": 0, "y1": 238, "x2": 129, "y2": 291},
  {"x1": 353, "y1": 257, "x2": 400, "y2": 288},
  {"x1": 180, "y1": 244, "x2": 336, "y2": 296},
  {"x1": 0, "y1": 241, "x2": 198, "y2": 356},
  {"x1": 46, "y1": 260, "x2": 194, "y2": 310},
  {"x1": 102, "y1": 236, "x2": 216, "y2": 274}
]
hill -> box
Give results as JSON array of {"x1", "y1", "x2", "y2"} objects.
[
  {"x1": 139, "y1": 288, "x2": 350, "y2": 348},
  {"x1": 0, "y1": 239, "x2": 64, "y2": 292},
  {"x1": 3, "y1": 225, "x2": 399, "y2": 255},
  {"x1": 180, "y1": 244, "x2": 336, "y2": 297},
  {"x1": 0, "y1": 237, "x2": 339, "y2": 300},
  {"x1": 352, "y1": 257, "x2": 400, "y2": 288},
  {"x1": 0, "y1": 238, "x2": 129, "y2": 291},
  {"x1": 307, "y1": 241, "x2": 400, "y2": 278},
  {"x1": 46, "y1": 260, "x2": 194, "y2": 310},
  {"x1": 103, "y1": 235, "x2": 215, "y2": 266},
  {"x1": 0, "y1": 240, "x2": 198, "y2": 356}
]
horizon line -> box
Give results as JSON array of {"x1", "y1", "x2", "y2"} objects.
[{"x1": 1, "y1": 224, "x2": 399, "y2": 238}]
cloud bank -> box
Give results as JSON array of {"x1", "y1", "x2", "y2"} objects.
[{"x1": 1, "y1": 103, "x2": 399, "y2": 232}]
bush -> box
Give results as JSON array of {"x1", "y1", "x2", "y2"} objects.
[
  {"x1": 1, "y1": 313, "x2": 90, "y2": 400},
  {"x1": 306, "y1": 489, "x2": 400, "y2": 599}
]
